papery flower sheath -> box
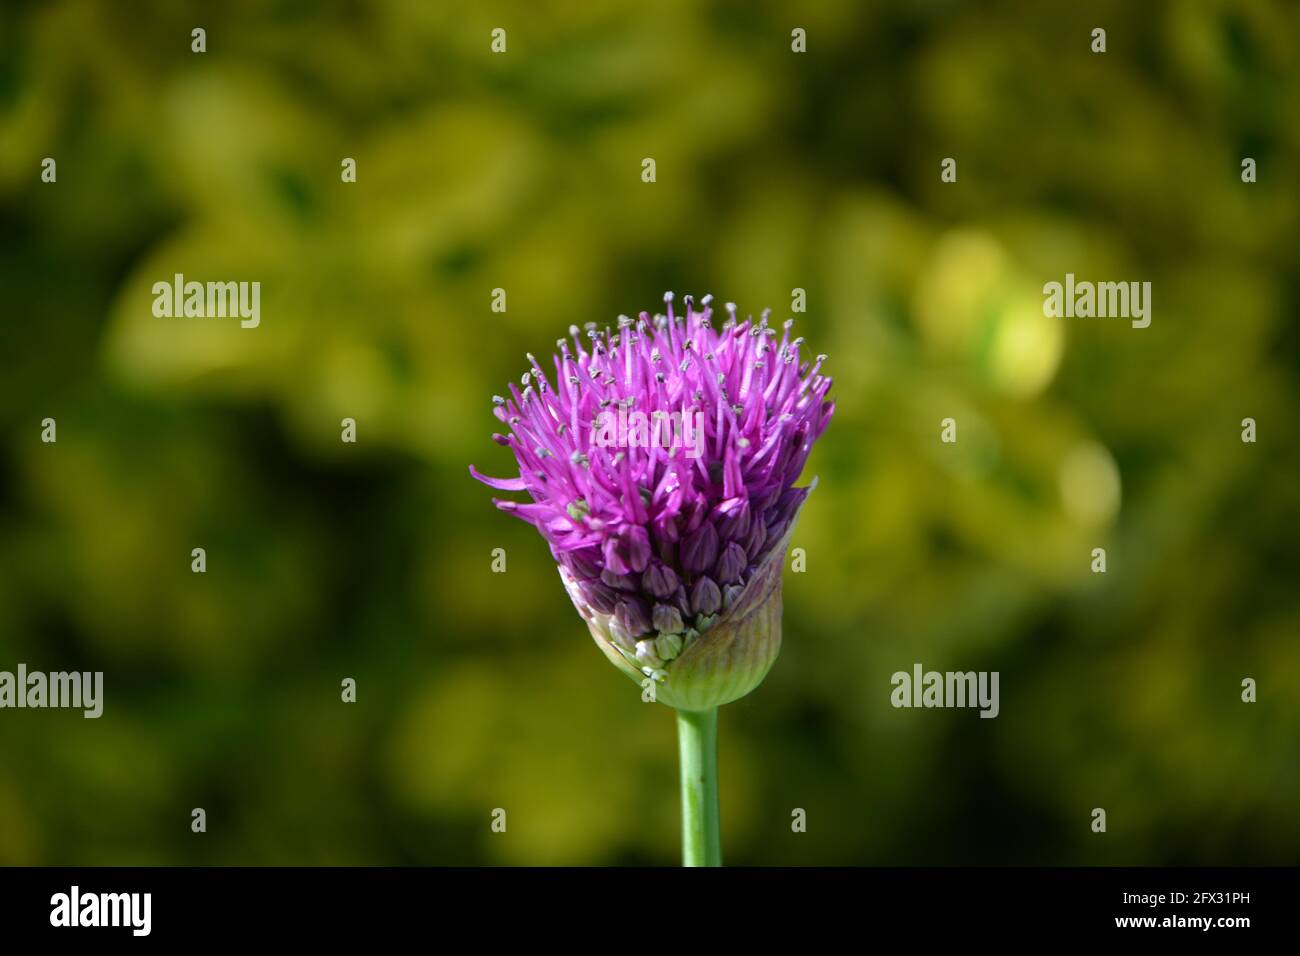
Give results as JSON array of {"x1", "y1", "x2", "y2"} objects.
[{"x1": 471, "y1": 294, "x2": 834, "y2": 709}]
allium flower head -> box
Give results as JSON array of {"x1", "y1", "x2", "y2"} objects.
[{"x1": 471, "y1": 294, "x2": 834, "y2": 709}]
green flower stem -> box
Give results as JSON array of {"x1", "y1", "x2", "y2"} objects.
[{"x1": 676, "y1": 707, "x2": 722, "y2": 867}]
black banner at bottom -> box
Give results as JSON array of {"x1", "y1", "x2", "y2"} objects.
[{"x1": 0, "y1": 866, "x2": 1290, "y2": 942}]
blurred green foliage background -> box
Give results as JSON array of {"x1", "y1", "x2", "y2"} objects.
[{"x1": 1, "y1": 0, "x2": 1297, "y2": 865}]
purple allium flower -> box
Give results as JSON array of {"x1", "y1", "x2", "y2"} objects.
[{"x1": 471, "y1": 294, "x2": 834, "y2": 709}]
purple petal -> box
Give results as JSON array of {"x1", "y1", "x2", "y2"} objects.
[
  {"x1": 715, "y1": 542, "x2": 746, "y2": 584},
  {"x1": 680, "y1": 522, "x2": 719, "y2": 575},
  {"x1": 469, "y1": 465, "x2": 526, "y2": 491},
  {"x1": 689, "y1": 576, "x2": 722, "y2": 617},
  {"x1": 642, "y1": 563, "x2": 681, "y2": 599}
]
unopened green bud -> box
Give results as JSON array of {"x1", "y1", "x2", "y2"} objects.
[{"x1": 655, "y1": 632, "x2": 684, "y2": 662}]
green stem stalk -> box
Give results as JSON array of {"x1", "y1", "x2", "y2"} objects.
[{"x1": 676, "y1": 707, "x2": 722, "y2": 867}]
